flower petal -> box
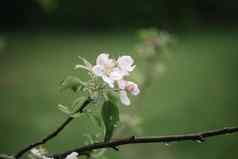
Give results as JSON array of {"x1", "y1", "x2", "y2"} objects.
[
  {"x1": 117, "y1": 55, "x2": 136, "y2": 73},
  {"x1": 109, "y1": 67, "x2": 124, "y2": 80},
  {"x1": 127, "y1": 81, "x2": 140, "y2": 96},
  {"x1": 96, "y1": 53, "x2": 110, "y2": 65},
  {"x1": 117, "y1": 80, "x2": 127, "y2": 90},
  {"x1": 118, "y1": 56, "x2": 134, "y2": 66},
  {"x1": 65, "y1": 152, "x2": 79, "y2": 159},
  {"x1": 92, "y1": 65, "x2": 105, "y2": 76},
  {"x1": 120, "y1": 90, "x2": 130, "y2": 106},
  {"x1": 102, "y1": 75, "x2": 114, "y2": 88}
]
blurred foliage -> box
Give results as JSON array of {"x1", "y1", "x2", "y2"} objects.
[
  {"x1": 0, "y1": 30, "x2": 238, "y2": 159},
  {"x1": 34, "y1": 0, "x2": 59, "y2": 13},
  {"x1": 1, "y1": 0, "x2": 238, "y2": 30}
]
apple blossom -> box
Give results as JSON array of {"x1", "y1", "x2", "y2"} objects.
[
  {"x1": 91, "y1": 53, "x2": 140, "y2": 105},
  {"x1": 92, "y1": 53, "x2": 120, "y2": 88},
  {"x1": 65, "y1": 152, "x2": 78, "y2": 159},
  {"x1": 30, "y1": 148, "x2": 53, "y2": 159},
  {"x1": 117, "y1": 56, "x2": 136, "y2": 75}
]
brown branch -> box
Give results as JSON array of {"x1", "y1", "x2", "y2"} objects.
[
  {"x1": 51, "y1": 126, "x2": 238, "y2": 159},
  {"x1": 14, "y1": 98, "x2": 92, "y2": 159}
]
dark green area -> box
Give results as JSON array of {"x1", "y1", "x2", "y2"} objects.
[
  {"x1": 1, "y1": 0, "x2": 238, "y2": 30},
  {"x1": 0, "y1": 31, "x2": 238, "y2": 159}
]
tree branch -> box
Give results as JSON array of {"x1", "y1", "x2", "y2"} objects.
[
  {"x1": 14, "y1": 97, "x2": 92, "y2": 159},
  {"x1": 51, "y1": 126, "x2": 238, "y2": 159}
]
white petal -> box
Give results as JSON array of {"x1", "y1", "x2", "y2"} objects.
[
  {"x1": 102, "y1": 75, "x2": 114, "y2": 88},
  {"x1": 117, "y1": 56, "x2": 135, "y2": 72},
  {"x1": 65, "y1": 152, "x2": 79, "y2": 159},
  {"x1": 127, "y1": 65, "x2": 136, "y2": 72},
  {"x1": 109, "y1": 67, "x2": 124, "y2": 80},
  {"x1": 117, "y1": 56, "x2": 134, "y2": 66},
  {"x1": 92, "y1": 65, "x2": 105, "y2": 76},
  {"x1": 96, "y1": 53, "x2": 110, "y2": 65},
  {"x1": 117, "y1": 80, "x2": 127, "y2": 90},
  {"x1": 120, "y1": 90, "x2": 130, "y2": 106}
]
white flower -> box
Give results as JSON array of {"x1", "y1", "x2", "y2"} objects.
[
  {"x1": 31, "y1": 148, "x2": 42, "y2": 158},
  {"x1": 96, "y1": 53, "x2": 114, "y2": 67},
  {"x1": 65, "y1": 152, "x2": 78, "y2": 159},
  {"x1": 30, "y1": 148, "x2": 53, "y2": 159},
  {"x1": 92, "y1": 53, "x2": 140, "y2": 105},
  {"x1": 92, "y1": 53, "x2": 115, "y2": 87},
  {"x1": 117, "y1": 56, "x2": 136, "y2": 75},
  {"x1": 92, "y1": 53, "x2": 127, "y2": 88},
  {"x1": 109, "y1": 67, "x2": 124, "y2": 80}
]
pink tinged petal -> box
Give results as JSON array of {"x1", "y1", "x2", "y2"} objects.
[
  {"x1": 131, "y1": 86, "x2": 140, "y2": 96},
  {"x1": 92, "y1": 65, "x2": 105, "y2": 76},
  {"x1": 117, "y1": 80, "x2": 127, "y2": 90},
  {"x1": 120, "y1": 90, "x2": 130, "y2": 106},
  {"x1": 102, "y1": 75, "x2": 114, "y2": 88},
  {"x1": 127, "y1": 81, "x2": 140, "y2": 96}
]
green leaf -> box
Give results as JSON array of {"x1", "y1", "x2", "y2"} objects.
[
  {"x1": 71, "y1": 96, "x2": 88, "y2": 111},
  {"x1": 78, "y1": 56, "x2": 92, "y2": 68},
  {"x1": 101, "y1": 100, "x2": 120, "y2": 142},
  {"x1": 58, "y1": 104, "x2": 83, "y2": 118},
  {"x1": 58, "y1": 104, "x2": 72, "y2": 115},
  {"x1": 60, "y1": 76, "x2": 85, "y2": 92},
  {"x1": 69, "y1": 112, "x2": 82, "y2": 118},
  {"x1": 87, "y1": 113, "x2": 103, "y2": 128},
  {"x1": 74, "y1": 64, "x2": 91, "y2": 72},
  {"x1": 107, "y1": 92, "x2": 120, "y2": 105}
]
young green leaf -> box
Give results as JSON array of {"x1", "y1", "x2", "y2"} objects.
[
  {"x1": 107, "y1": 92, "x2": 120, "y2": 105},
  {"x1": 78, "y1": 56, "x2": 93, "y2": 69},
  {"x1": 101, "y1": 100, "x2": 120, "y2": 142},
  {"x1": 71, "y1": 96, "x2": 88, "y2": 112},
  {"x1": 58, "y1": 104, "x2": 83, "y2": 118},
  {"x1": 58, "y1": 104, "x2": 72, "y2": 115},
  {"x1": 60, "y1": 76, "x2": 85, "y2": 92},
  {"x1": 74, "y1": 64, "x2": 91, "y2": 72},
  {"x1": 87, "y1": 113, "x2": 103, "y2": 128}
]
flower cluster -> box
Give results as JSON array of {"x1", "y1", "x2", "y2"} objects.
[
  {"x1": 92, "y1": 53, "x2": 140, "y2": 106},
  {"x1": 65, "y1": 152, "x2": 78, "y2": 159},
  {"x1": 30, "y1": 148, "x2": 53, "y2": 159}
]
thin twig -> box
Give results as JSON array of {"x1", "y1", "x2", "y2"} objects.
[
  {"x1": 51, "y1": 126, "x2": 238, "y2": 159},
  {"x1": 15, "y1": 98, "x2": 92, "y2": 159}
]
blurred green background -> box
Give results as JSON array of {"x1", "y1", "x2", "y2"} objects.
[{"x1": 0, "y1": 0, "x2": 238, "y2": 159}]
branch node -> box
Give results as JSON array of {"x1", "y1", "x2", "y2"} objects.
[
  {"x1": 195, "y1": 135, "x2": 206, "y2": 143},
  {"x1": 129, "y1": 136, "x2": 136, "y2": 141},
  {"x1": 111, "y1": 146, "x2": 119, "y2": 151}
]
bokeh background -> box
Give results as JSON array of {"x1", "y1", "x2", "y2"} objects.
[{"x1": 0, "y1": 0, "x2": 238, "y2": 159}]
